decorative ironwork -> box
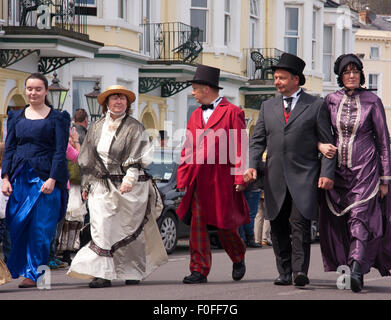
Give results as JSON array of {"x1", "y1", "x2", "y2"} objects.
[
  {"x1": 139, "y1": 77, "x2": 167, "y2": 94},
  {"x1": 0, "y1": 49, "x2": 39, "y2": 68},
  {"x1": 161, "y1": 80, "x2": 192, "y2": 98},
  {"x1": 250, "y1": 51, "x2": 279, "y2": 80},
  {"x1": 6, "y1": 0, "x2": 88, "y2": 35},
  {"x1": 139, "y1": 77, "x2": 191, "y2": 97},
  {"x1": 38, "y1": 56, "x2": 75, "y2": 74},
  {"x1": 243, "y1": 48, "x2": 283, "y2": 80},
  {"x1": 172, "y1": 27, "x2": 202, "y2": 63},
  {"x1": 141, "y1": 22, "x2": 203, "y2": 64}
]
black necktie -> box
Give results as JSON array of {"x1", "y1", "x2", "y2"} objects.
[
  {"x1": 201, "y1": 104, "x2": 214, "y2": 111},
  {"x1": 284, "y1": 97, "x2": 293, "y2": 113}
]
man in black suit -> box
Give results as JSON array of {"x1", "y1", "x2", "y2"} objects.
[{"x1": 244, "y1": 53, "x2": 336, "y2": 287}]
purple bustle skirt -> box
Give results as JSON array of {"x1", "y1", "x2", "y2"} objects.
[{"x1": 319, "y1": 169, "x2": 391, "y2": 276}]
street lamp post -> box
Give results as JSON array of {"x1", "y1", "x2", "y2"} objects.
[
  {"x1": 85, "y1": 80, "x2": 101, "y2": 121},
  {"x1": 48, "y1": 71, "x2": 69, "y2": 111}
]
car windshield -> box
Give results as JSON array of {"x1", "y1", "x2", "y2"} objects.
[{"x1": 146, "y1": 148, "x2": 180, "y2": 182}]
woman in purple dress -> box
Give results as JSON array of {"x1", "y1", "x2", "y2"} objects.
[{"x1": 319, "y1": 54, "x2": 391, "y2": 293}]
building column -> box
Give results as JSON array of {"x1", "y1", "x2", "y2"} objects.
[
  {"x1": 0, "y1": 79, "x2": 7, "y2": 141},
  {"x1": 158, "y1": 103, "x2": 168, "y2": 130},
  {"x1": 0, "y1": 79, "x2": 7, "y2": 115}
]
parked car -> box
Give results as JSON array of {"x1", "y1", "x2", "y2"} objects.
[
  {"x1": 146, "y1": 147, "x2": 189, "y2": 254},
  {"x1": 147, "y1": 147, "x2": 222, "y2": 254}
]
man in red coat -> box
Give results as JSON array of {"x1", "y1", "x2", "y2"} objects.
[{"x1": 177, "y1": 65, "x2": 250, "y2": 284}]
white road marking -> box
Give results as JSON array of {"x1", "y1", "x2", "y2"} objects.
[{"x1": 277, "y1": 276, "x2": 391, "y2": 295}]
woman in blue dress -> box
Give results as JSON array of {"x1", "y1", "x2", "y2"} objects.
[{"x1": 1, "y1": 73, "x2": 70, "y2": 288}]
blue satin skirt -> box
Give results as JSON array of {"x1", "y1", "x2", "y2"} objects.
[{"x1": 6, "y1": 164, "x2": 61, "y2": 281}]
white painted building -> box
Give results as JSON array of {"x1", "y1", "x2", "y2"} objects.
[
  {"x1": 0, "y1": 0, "x2": 356, "y2": 141},
  {"x1": 323, "y1": 1, "x2": 357, "y2": 96}
]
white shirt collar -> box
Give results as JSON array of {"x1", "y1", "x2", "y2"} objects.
[
  {"x1": 282, "y1": 88, "x2": 302, "y2": 112},
  {"x1": 105, "y1": 111, "x2": 126, "y2": 123},
  {"x1": 283, "y1": 88, "x2": 302, "y2": 100},
  {"x1": 202, "y1": 97, "x2": 222, "y2": 124},
  {"x1": 209, "y1": 96, "x2": 222, "y2": 109}
]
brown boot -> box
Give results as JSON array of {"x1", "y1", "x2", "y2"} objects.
[{"x1": 18, "y1": 278, "x2": 36, "y2": 288}]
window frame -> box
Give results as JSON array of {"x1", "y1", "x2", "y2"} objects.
[
  {"x1": 249, "y1": 0, "x2": 260, "y2": 48},
  {"x1": 118, "y1": 0, "x2": 128, "y2": 21},
  {"x1": 224, "y1": 0, "x2": 231, "y2": 46},
  {"x1": 75, "y1": 0, "x2": 96, "y2": 7},
  {"x1": 72, "y1": 79, "x2": 98, "y2": 119},
  {"x1": 284, "y1": 6, "x2": 300, "y2": 56},
  {"x1": 6, "y1": 0, "x2": 20, "y2": 26},
  {"x1": 75, "y1": 0, "x2": 97, "y2": 16},
  {"x1": 312, "y1": 9, "x2": 319, "y2": 70},
  {"x1": 368, "y1": 73, "x2": 379, "y2": 95},
  {"x1": 250, "y1": 0, "x2": 259, "y2": 18},
  {"x1": 342, "y1": 29, "x2": 349, "y2": 54},
  {"x1": 323, "y1": 25, "x2": 334, "y2": 82},
  {"x1": 190, "y1": 0, "x2": 209, "y2": 43},
  {"x1": 370, "y1": 46, "x2": 380, "y2": 60},
  {"x1": 140, "y1": 0, "x2": 152, "y2": 55}
]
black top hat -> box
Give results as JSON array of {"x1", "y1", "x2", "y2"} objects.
[
  {"x1": 271, "y1": 53, "x2": 306, "y2": 86},
  {"x1": 189, "y1": 64, "x2": 223, "y2": 89}
]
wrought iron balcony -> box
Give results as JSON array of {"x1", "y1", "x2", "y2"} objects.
[
  {"x1": 140, "y1": 22, "x2": 203, "y2": 64},
  {"x1": 4, "y1": 0, "x2": 88, "y2": 36},
  {"x1": 243, "y1": 48, "x2": 283, "y2": 81},
  {"x1": 1, "y1": 1, "x2": 101, "y2": 71}
]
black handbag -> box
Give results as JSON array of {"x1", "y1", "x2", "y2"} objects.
[{"x1": 79, "y1": 223, "x2": 91, "y2": 248}]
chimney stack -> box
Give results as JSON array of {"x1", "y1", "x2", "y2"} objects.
[{"x1": 359, "y1": 7, "x2": 372, "y2": 25}]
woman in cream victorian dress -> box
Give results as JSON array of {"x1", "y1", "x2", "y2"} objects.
[{"x1": 67, "y1": 85, "x2": 167, "y2": 288}]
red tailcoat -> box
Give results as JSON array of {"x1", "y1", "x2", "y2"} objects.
[{"x1": 176, "y1": 98, "x2": 250, "y2": 229}]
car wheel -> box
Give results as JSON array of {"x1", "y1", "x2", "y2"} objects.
[{"x1": 158, "y1": 211, "x2": 178, "y2": 254}]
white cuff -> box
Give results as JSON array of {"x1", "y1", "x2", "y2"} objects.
[{"x1": 123, "y1": 167, "x2": 138, "y2": 185}]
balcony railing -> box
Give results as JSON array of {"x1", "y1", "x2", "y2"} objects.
[
  {"x1": 4, "y1": 0, "x2": 88, "y2": 36},
  {"x1": 140, "y1": 22, "x2": 203, "y2": 64},
  {"x1": 242, "y1": 48, "x2": 284, "y2": 81}
]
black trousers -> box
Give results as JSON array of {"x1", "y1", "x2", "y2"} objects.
[{"x1": 270, "y1": 189, "x2": 312, "y2": 276}]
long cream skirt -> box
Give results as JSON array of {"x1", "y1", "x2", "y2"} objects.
[{"x1": 67, "y1": 179, "x2": 167, "y2": 281}]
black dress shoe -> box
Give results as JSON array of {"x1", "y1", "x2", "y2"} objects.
[
  {"x1": 232, "y1": 260, "x2": 246, "y2": 281},
  {"x1": 89, "y1": 277, "x2": 112, "y2": 288},
  {"x1": 183, "y1": 271, "x2": 207, "y2": 284},
  {"x1": 293, "y1": 272, "x2": 310, "y2": 286},
  {"x1": 274, "y1": 274, "x2": 292, "y2": 286},
  {"x1": 125, "y1": 280, "x2": 140, "y2": 285}
]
